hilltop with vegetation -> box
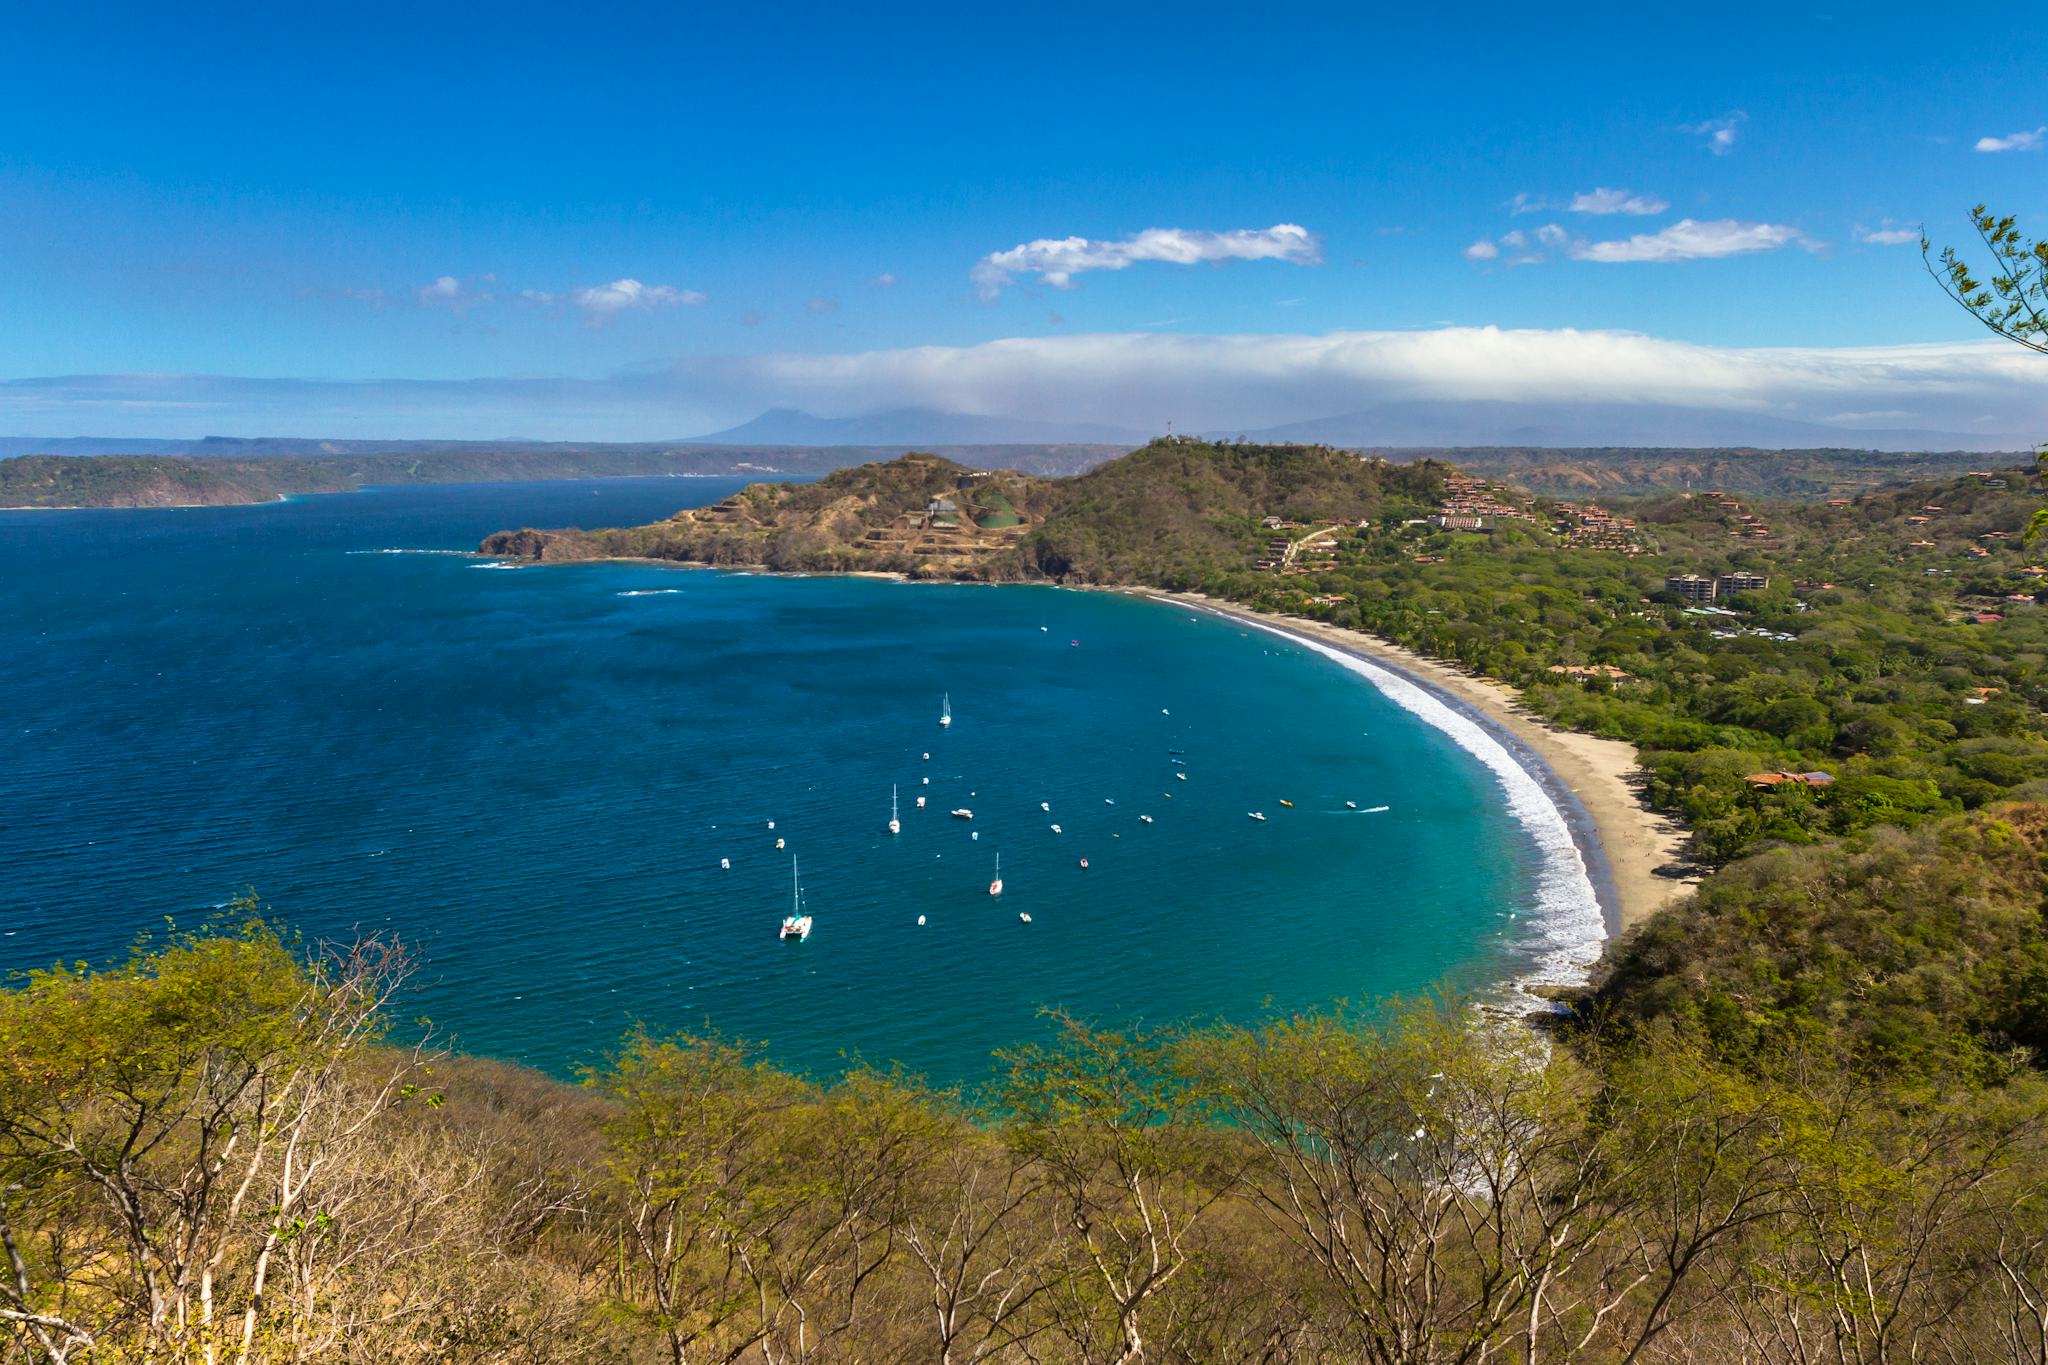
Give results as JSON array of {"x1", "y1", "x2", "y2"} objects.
[
  {"x1": 1426, "y1": 443, "x2": 2010, "y2": 498},
  {"x1": 0, "y1": 454, "x2": 356, "y2": 508}
]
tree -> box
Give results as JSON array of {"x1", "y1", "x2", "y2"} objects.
[
  {"x1": 1924, "y1": 206, "x2": 2048, "y2": 541},
  {"x1": 0, "y1": 905, "x2": 428, "y2": 1364},
  {"x1": 1924, "y1": 207, "x2": 2048, "y2": 356}
]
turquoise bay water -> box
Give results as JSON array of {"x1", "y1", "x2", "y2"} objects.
[{"x1": 1, "y1": 479, "x2": 1558, "y2": 1082}]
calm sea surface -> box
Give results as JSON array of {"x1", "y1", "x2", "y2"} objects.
[{"x1": 1, "y1": 478, "x2": 1557, "y2": 1082}]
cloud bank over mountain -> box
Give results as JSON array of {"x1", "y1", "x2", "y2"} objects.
[{"x1": 4, "y1": 326, "x2": 2043, "y2": 448}]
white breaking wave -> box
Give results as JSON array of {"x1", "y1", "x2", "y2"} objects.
[
  {"x1": 346, "y1": 548, "x2": 474, "y2": 555},
  {"x1": 1232, "y1": 617, "x2": 1606, "y2": 993}
]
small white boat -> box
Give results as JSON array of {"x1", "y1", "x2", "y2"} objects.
[
  {"x1": 915, "y1": 796, "x2": 926, "y2": 809},
  {"x1": 888, "y1": 784, "x2": 901, "y2": 836},
  {"x1": 922, "y1": 752, "x2": 930, "y2": 761},
  {"x1": 1049, "y1": 823, "x2": 1062, "y2": 834},
  {"x1": 1104, "y1": 798, "x2": 1116, "y2": 805},
  {"x1": 951, "y1": 808, "x2": 974, "y2": 820},
  {"x1": 972, "y1": 831, "x2": 979, "y2": 841},
  {"x1": 989, "y1": 854, "x2": 1003, "y2": 897},
  {"x1": 1078, "y1": 857, "x2": 1088, "y2": 869},
  {"x1": 1248, "y1": 811, "x2": 1266, "y2": 822},
  {"x1": 1019, "y1": 913, "x2": 1032, "y2": 923},
  {"x1": 1346, "y1": 801, "x2": 1358, "y2": 810},
  {"x1": 720, "y1": 857, "x2": 731, "y2": 869},
  {"x1": 1162, "y1": 708, "x2": 1170, "y2": 716},
  {"x1": 922, "y1": 776, "x2": 930, "y2": 785},
  {"x1": 767, "y1": 820, "x2": 775, "y2": 830},
  {"x1": 775, "y1": 837, "x2": 785, "y2": 850},
  {"x1": 1139, "y1": 815, "x2": 1153, "y2": 824},
  {"x1": 939, "y1": 693, "x2": 952, "y2": 728},
  {"x1": 917, "y1": 914, "x2": 926, "y2": 925},
  {"x1": 1175, "y1": 773, "x2": 1187, "y2": 781},
  {"x1": 779, "y1": 858, "x2": 812, "y2": 941},
  {"x1": 1040, "y1": 801, "x2": 1051, "y2": 812}
]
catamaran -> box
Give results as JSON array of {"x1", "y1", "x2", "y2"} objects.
[
  {"x1": 951, "y1": 808, "x2": 973, "y2": 820},
  {"x1": 888, "y1": 785, "x2": 900, "y2": 835},
  {"x1": 939, "y1": 693, "x2": 952, "y2": 728},
  {"x1": 988, "y1": 853, "x2": 1003, "y2": 896},
  {"x1": 779, "y1": 857, "x2": 812, "y2": 941}
]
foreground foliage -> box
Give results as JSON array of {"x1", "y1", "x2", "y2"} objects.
[{"x1": 12, "y1": 872, "x2": 2048, "y2": 1362}]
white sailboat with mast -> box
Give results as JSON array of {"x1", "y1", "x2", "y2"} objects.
[
  {"x1": 779, "y1": 856, "x2": 812, "y2": 941},
  {"x1": 888, "y1": 784, "x2": 900, "y2": 835},
  {"x1": 939, "y1": 692, "x2": 952, "y2": 728},
  {"x1": 988, "y1": 853, "x2": 1003, "y2": 897}
]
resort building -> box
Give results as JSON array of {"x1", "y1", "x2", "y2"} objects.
[
  {"x1": 1665, "y1": 573, "x2": 1719, "y2": 603},
  {"x1": 1715, "y1": 572, "x2": 1771, "y2": 596},
  {"x1": 1745, "y1": 771, "x2": 1836, "y2": 789}
]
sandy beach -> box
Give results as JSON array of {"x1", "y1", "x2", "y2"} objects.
[{"x1": 1135, "y1": 592, "x2": 1695, "y2": 936}]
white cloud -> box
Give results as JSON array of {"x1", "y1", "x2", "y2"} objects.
[
  {"x1": 806, "y1": 296, "x2": 840, "y2": 316},
  {"x1": 1856, "y1": 222, "x2": 1920, "y2": 246},
  {"x1": 415, "y1": 275, "x2": 494, "y2": 310},
  {"x1": 1681, "y1": 111, "x2": 1747, "y2": 155},
  {"x1": 10, "y1": 329, "x2": 2048, "y2": 444},
  {"x1": 1976, "y1": 126, "x2": 2046, "y2": 152},
  {"x1": 1516, "y1": 189, "x2": 1669, "y2": 216},
  {"x1": 1568, "y1": 187, "x2": 1669, "y2": 215},
  {"x1": 566, "y1": 279, "x2": 707, "y2": 326},
  {"x1": 868, "y1": 272, "x2": 898, "y2": 288},
  {"x1": 971, "y1": 224, "x2": 1321, "y2": 299},
  {"x1": 1570, "y1": 218, "x2": 1818, "y2": 263},
  {"x1": 1462, "y1": 239, "x2": 1500, "y2": 261}
]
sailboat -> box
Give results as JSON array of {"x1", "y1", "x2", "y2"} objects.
[
  {"x1": 939, "y1": 693, "x2": 952, "y2": 728},
  {"x1": 988, "y1": 853, "x2": 1003, "y2": 897},
  {"x1": 888, "y1": 785, "x2": 901, "y2": 835},
  {"x1": 779, "y1": 857, "x2": 812, "y2": 941}
]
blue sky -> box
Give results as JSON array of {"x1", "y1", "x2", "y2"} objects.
[{"x1": 3, "y1": 1, "x2": 2046, "y2": 439}]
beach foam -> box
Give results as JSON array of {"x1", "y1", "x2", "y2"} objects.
[{"x1": 1233, "y1": 617, "x2": 1606, "y2": 994}]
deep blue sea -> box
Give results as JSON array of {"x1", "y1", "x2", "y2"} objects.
[{"x1": 0, "y1": 478, "x2": 1591, "y2": 1083}]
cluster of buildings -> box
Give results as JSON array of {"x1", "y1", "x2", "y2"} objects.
[
  {"x1": 1427, "y1": 475, "x2": 1536, "y2": 531},
  {"x1": 1253, "y1": 521, "x2": 1343, "y2": 574},
  {"x1": 1703, "y1": 492, "x2": 1773, "y2": 541},
  {"x1": 1549, "y1": 501, "x2": 1646, "y2": 554},
  {"x1": 1664, "y1": 572, "x2": 1771, "y2": 603}
]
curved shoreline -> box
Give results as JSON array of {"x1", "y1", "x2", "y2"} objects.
[{"x1": 1122, "y1": 592, "x2": 1695, "y2": 943}]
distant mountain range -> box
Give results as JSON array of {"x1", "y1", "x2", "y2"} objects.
[
  {"x1": 1222, "y1": 401, "x2": 2033, "y2": 454},
  {"x1": 683, "y1": 407, "x2": 1153, "y2": 447},
  {"x1": 1, "y1": 399, "x2": 2031, "y2": 466}
]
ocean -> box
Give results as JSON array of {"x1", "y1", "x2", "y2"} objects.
[{"x1": 0, "y1": 478, "x2": 1595, "y2": 1083}]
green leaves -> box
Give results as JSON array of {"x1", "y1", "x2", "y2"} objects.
[{"x1": 1924, "y1": 205, "x2": 2048, "y2": 355}]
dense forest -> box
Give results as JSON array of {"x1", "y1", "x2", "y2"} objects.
[{"x1": 21, "y1": 434, "x2": 2048, "y2": 1359}]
